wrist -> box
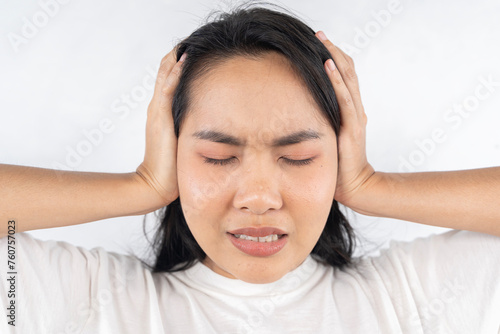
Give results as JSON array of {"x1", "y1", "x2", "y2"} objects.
[
  {"x1": 129, "y1": 171, "x2": 175, "y2": 214},
  {"x1": 336, "y1": 168, "x2": 385, "y2": 216}
]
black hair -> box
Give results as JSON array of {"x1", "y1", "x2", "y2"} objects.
[{"x1": 143, "y1": 1, "x2": 357, "y2": 273}]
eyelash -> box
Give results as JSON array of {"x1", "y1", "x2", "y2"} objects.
[{"x1": 203, "y1": 157, "x2": 314, "y2": 167}]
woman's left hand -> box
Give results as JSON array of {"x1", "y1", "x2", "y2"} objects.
[
  {"x1": 315, "y1": 31, "x2": 376, "y2": 209},
  {"x1": 316, "y1": 32, "x2": 500, "y2": 236}
]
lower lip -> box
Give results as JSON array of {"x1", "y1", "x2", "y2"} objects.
[{"x1": 227, "y1": 233, "x2": 288, "y2": 257}]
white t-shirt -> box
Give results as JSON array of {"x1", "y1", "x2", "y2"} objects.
[{"x1": 0, "y1": 229, "x2": 499, "y2": 333}]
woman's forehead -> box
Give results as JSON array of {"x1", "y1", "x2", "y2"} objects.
[{"x1": 185, "y1": 53, "x2": 328, "y2": 130}]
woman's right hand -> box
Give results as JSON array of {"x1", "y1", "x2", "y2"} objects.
[
  {"x1": 0, "y1": 47, "x2": 186, "y2": 236},
  {"x1": 135, "y1": 48, "x2": 186, "y2": 206}
]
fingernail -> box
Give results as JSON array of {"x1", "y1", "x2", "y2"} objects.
[
  {"x1": 180, "y1": 53, "x2": 187, "y2": 62},
  {"x1": 326, "y1": 59, "x2": 336, "y2": 71},
  {"x1": 317, "y1": 31, "x2": 328, "y2": 41}
]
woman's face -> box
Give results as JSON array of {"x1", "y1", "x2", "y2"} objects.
[{"x1": 177, "y1": 51, "x2": 338, "y2": 284}]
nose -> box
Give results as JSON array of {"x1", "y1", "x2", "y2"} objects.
[{"x1": 232, "y1": 164, "x2": 283, "y2": 215}]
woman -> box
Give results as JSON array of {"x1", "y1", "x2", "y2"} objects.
[{"x1": 1, "y1": 3, "x2": 499, "y2": 333}]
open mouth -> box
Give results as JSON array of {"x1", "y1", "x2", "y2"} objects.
[
  {"x1": 227, "y1": 232, "x2": 288, "y2": 257},
  {"x1": 227, "y1": 232, "x2": 287, "y2": 242}
]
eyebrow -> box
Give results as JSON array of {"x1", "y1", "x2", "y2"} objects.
[{"x1": 192, "y1": 129, "x2": 323, "y2": 147}]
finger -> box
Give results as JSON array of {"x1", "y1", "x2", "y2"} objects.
[
  {"x1": 316, "y1": 31, "x2": 365, "y2": 120},
  {"x1": 148, "y1": 48, "x2": 185, "y2": 112},
  {"x1": 334, "y1": 45, "x2": 368, "y2": 126},
  {"x1": 336, "y1": 46, "x2": 355, "y2": 69},
  {"x1": 335, "y1": 45, "x2": 367, "y2": 126},
  {"x1": 159, "y1": 52, "x2": 186, "y2": 111},
  {"x1": 323, "y1": 58, "x2": 359, "y2": 130},
  {"x1": 152, "y1": 47, "x2": 181, "y2": 103}
]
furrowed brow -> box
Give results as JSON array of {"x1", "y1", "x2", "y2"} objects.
[
  {"x1": 270, "y1": 129, "x2": 322, "y2": 147},
  {"x1": 192, "y1": 129, "x2": 322, "y2": 147},
  {"x1": 193, "y1": 130, "x2": 244, "y2": 146}
]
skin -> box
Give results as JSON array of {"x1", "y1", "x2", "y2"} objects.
[{"x1": 176, "y1": 51, "x2": 339, "y2": 284}]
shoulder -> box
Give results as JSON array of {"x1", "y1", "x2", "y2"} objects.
[
  {"x1": 1, "y1": 232, "x2": 167, "y2": 332},
  {"x1": 326, "y1": 231, "x2": 500, "y2": 332},
  {"x1": 363, "y1": 230, "x2": 500, "y2": 331},
  {"x1": 361, "y1": 229, "x2": 500, "y2": 290},
  {"x1": 377, "y1": 229, "x2": 500, "y2": 272},
  {"x1": 3, "y1": 232, "x2": 156, "y2": 291}
]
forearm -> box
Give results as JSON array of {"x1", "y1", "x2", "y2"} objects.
[
  {"x1": 348, "y1": 167, "x2": 500, "y2": 237},
  {"x1": 0, "y1": 164, "x2": 170, "y2": 236}
]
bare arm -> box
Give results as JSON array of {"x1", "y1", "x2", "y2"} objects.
[
  {"x1": 0, "y1": 164, "x2": 168, "y2": 236},
  {"x1": 346, "y1": 168, "x2": 500, "y2": 237}
]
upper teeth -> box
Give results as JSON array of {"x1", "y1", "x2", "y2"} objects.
[{"x1": 234, "y1": 234, "x2": 279, "y2": 242}]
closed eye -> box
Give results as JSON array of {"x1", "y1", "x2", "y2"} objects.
[
  {"x1": 203, "y1": 157, "x2": 236, "y2": 166},
  {"x1": 285, "y1": 158, "x2": 313, "y2": 166},
  {"x1": 202, "y1": 157, "x2": 314, "y2": 167}
]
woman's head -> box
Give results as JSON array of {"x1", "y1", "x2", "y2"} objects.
[{"x1": 147, "y1": 2, "x2": 356, "y2": 284}]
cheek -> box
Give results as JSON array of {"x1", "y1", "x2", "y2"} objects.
[
  {"x1": 177, "y1": 160, "x2": 214, "y2": 243},
  {"x1": 288, "y1": 159, "x2": 337, "y2": 204},
  {"x1": 177, "y1": 154, "x2": 231, "y2": 221},
  {"x1": 285, "y1": 159, "x2": 338, "y2": 239}
]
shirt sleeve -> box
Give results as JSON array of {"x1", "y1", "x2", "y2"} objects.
[
  {"x1": 0, "y1": 232, "x2": 151, "y2": 334},
  {"x1": 378, "y1": 229, "x2": 500, "y2": 333}
]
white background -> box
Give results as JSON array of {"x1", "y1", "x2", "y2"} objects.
[{"x1": 1, "y1": 0, "x2": 499, "y2": 261}]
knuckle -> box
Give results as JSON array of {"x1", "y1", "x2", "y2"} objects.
[
  {"x1": 353, "y1": 127, "x2": 364, "y2": 139},
  {"x1": 343, "y1": 95, "x2": 353, "y2": 107},
  {"x1": 351, "y1": 91, "x2": 362, "y2": 102},
  {"x1": 361, "y1": 112, "x2": 368, "y2": 125},
  {"x1": 161, "y1": 82, "x2": 172, "y2": 97},
  {"x1": 332, "y1": 70, "x2": 343, "y2": 85},
  {"x1": 344, "y1": 66, "x2": 357, "y2": 81},
  {"x1": 347, "y1": 57, "x2": 355, "y2": 68},
  {"x1": 159, "y1": 55, "x2": 172, "y2": 69},
  {"x1": 155, "y1": 75, "x2": 163, "y2": 89},
  {"x1": 171, "y1": 63, "x2": 182, "y2": 76},
  {"x1": 156, "y1": 67, "x2": 168, "y2": 82},
  {"x1": 160, "y1": 65, "x2": 182, "y2": 96}
]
